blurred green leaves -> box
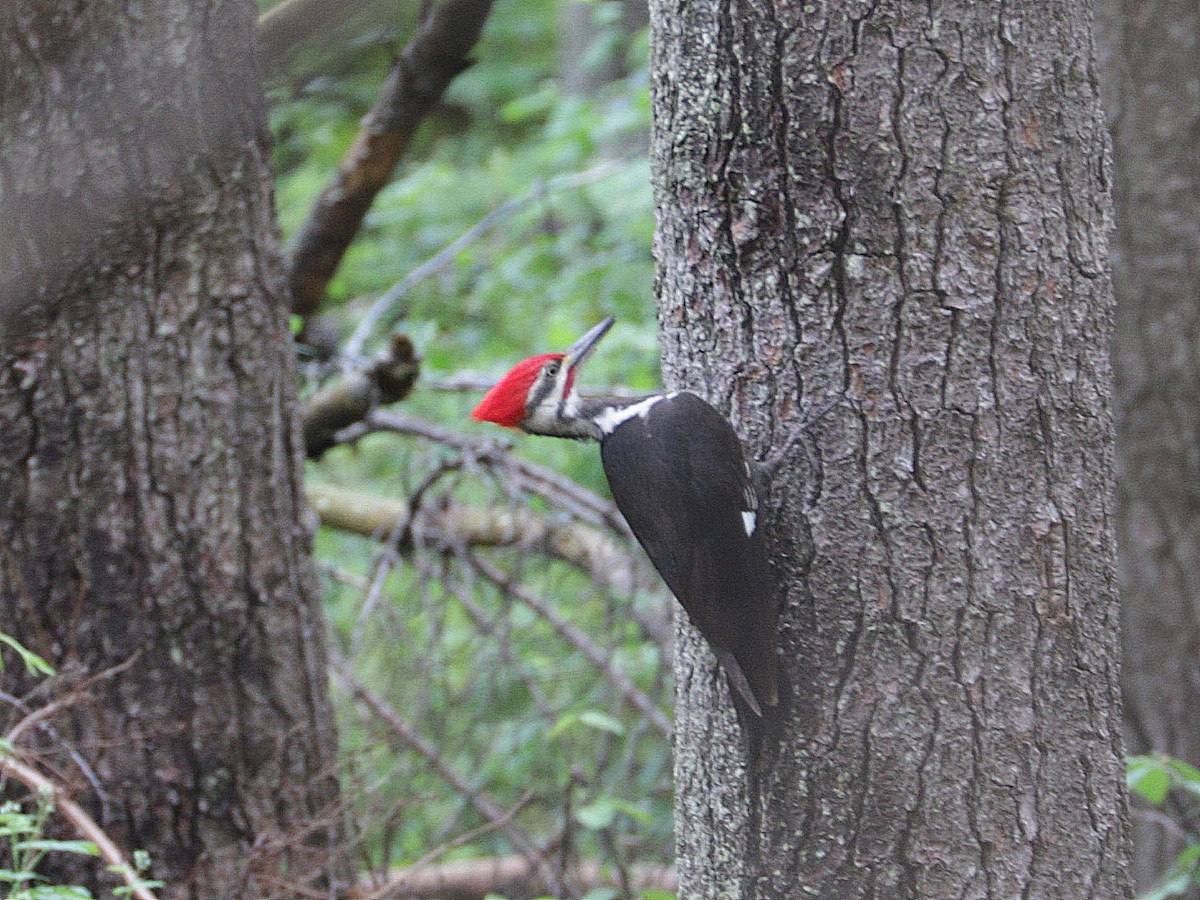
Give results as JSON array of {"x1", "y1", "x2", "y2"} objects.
[
  {"x1": 1129, "y1": 754, "x2": 1200, "y2": 899},
  {"x1": 268, "y1": 1, "x2": 671, "y2": 889}
]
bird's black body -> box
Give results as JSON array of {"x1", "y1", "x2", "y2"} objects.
[
  {"x1": 472, "y1": 318, "x2": 780, "y2": 716},
  {"x1": 591, "y1": 392, "x2": 778, "y2": 715}
]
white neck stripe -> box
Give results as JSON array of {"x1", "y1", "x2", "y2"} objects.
[{"x1": 594, "y1": 392, "x2": 677, "y2": 436}]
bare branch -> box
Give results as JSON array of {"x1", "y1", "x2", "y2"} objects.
[
  {"x1": 303, "y1": 334, "x2": 421, "y2": 457},
  {"x1": 466, "y1": 553, "x2": 672, "y2": 737},
  {"x1": 359, "y1": 853, "x2": 677, "y2": 900},
  {"x1": 354, "y1": 795, "x2": 535, "y2": 900},
  {"x1": 365, "y1": 409, "x2": 635, "y2": 537},
  {"x1": 307, "y1": 481, "x2": 654, "y2": 599},
  {"x1": 316, "y1": 411, "x2": 675, "y2": 650},
  {"x1": 332, "y1": 663, "x2": 571, "y2": 898},
  {"x1": 441, "y1": 570, "x2": 556, "y2": 719},
  {"x1": 5, "y1": 651, "x2": 142, "y2": 746},
  {"x1": 287, "y1": 0, "x2": 495, "y2": 316}
]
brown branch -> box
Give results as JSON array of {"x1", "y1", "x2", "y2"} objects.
[
  {"x1": 303, "y1": 333, "x2": 420, "y2": 457},
  {"x1": 312, "y1": 482, "x2": 670, "y2": 732},
  {"x1": 0, "y1": 753, "x2": 159, "y2": 900},
  {"x1": 3, "y1": 654, "x2": 142, "y2": 747},
  {"x1": 353, "y1": 797, "x2": 535, "y2": 900},
  {"x1": 287, "y1": 0, "x2": 495, "y2": 316},
  {"x1": 307, "y1": 482, "x2": 653, "y2": 599},
  {"x1": 316, "y1": 411, "x2": 675, "y2": 651},
  {"x1": 358, "y1": 854, "x2": 677, "y2": 900}
]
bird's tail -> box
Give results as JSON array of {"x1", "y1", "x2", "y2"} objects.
[{"x1": 715, "y1": 649, "x2": 776, "y2": 717}]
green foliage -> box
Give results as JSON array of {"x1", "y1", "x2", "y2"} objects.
[
  {"x1": 0, "y1": 634, "x2": 163, "y2": 899},
  {"x1": 271, "y1": 1, "x2": 672, "y2": 890},
  {"x1": 0, "y1": 636, "x2": 54, "y2": 678},
  {"x1": 0, "y1": 797, "x2": 96, "y2": 900},
  {"x1": 1129, "y1": 754, "x2": 1200, "y2": 899},
  {"x1": 0, "y1": 633, "x2": 96, "y2": 900},
  {"x1": 271, "y1": 0, "x2": 657, "y2": 389}
]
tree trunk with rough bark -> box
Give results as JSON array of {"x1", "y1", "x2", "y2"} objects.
[
  {"x1": 649, "y1": 1, "x2": 1132, "y2": 897},
  {"x1": 1097, "y1": 0, "x2": 1200, "y2": 893},
  {"x1": 0, "y1": 2, "x2": 352, "y2": 897}
]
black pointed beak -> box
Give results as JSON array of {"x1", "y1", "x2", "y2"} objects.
[{"x1": 563, "y1": 317, "x2": 615, "y2": 373}]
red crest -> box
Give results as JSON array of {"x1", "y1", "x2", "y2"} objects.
[{"x1": 471, "y1": 353, "x2": 564, "y2": 428}]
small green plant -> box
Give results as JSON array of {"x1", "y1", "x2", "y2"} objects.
[
  {"x1": 0, "y1": 634, "x2": 163, "y2": 899},
  {"x1": 0, "y1": 793, "x2": 97, "y2": 899},
  {"x1": 1128, "y1": 754, "x2": 1200, "y2": 899}
]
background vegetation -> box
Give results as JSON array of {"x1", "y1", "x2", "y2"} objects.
[{"x1": 272, "y1": 1, "x2": 677, "y2": 894}]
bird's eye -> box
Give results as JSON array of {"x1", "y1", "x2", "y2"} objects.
[{"x1": 545, "y1": 361, "x2": 560, "y2": 376}]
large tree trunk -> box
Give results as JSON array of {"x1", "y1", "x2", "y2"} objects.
[
  {"x1": 0, "y1": 2, "x2": 352, "y2": 897},
  {"x1": 1097, "y1": 0, "x2": 1200, "y2": 892},
  {"x1": 649, "y1": 1, "x2": 1132, "y2": 896}
]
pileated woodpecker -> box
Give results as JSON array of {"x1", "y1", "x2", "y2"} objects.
[{"x1": 471, "y1": 317, "x2": 777, "y2": 716}]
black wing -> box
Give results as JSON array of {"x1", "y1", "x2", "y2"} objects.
[{"x1": 600, "y1": 392, "x2": 777, "y2": 713}]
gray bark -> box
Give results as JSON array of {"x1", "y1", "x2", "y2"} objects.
[
  {"x1": 0, "y1": 2, "x2": 351, "y2": 897},
  {"x1": 649, "y1": 1, "x2": 1132, "y2": 897},
  {"x1": 1098, "y1": 0, "x2": 1200, "y2": 893}
]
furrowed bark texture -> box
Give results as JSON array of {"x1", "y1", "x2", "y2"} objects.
[
  {"x1": 0, "y1": 2, "x2": 351, "y2": 897},
  {"x1": 1097, "y1": 1, "x2": 1200, "y2": 892},
  {"x1": 649, "y1": 1, "x2": 1131, "y2": 897}
]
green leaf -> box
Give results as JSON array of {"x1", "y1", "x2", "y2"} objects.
[
  {"x1": 1128, "y1": 756, "x2": 1172, "y2": 805},
  {"x1": 638, "y1": 891, "x2": 677, "y2": 900},
  {"x1": 0, "y1": 869, "x2": 45, "y2": 882},
  {"x1": 547, "y1": 712, "x2": 580, "y2": 741},
  {"x1": 578, "y1": 711, "x2": 625, "y2": 736},
  {"x1": 15, "y1": 839, "x2": 100, "y2": 857},
  {"x1": 0, "y1": 634, "x2": 55, "y2": 677},
  {"x1": 1175, "y1": 843, "x2": 1200, "y2": 871},
  {"x1": 1165, "y1": 757, "x2": 1200, "y2": 799},
  {"x1": 112, "y1": 879, "x2": 166, "y2": 897},
  {"x1": 499, "y1": 81, "x2": 561, "y2": 124},
  {"x1": 575, "y1": 799, "x2": 618, "y2": 830}
]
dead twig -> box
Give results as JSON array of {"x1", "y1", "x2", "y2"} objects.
[
  {"x1": 364, "y1": 409, "x2": 635, "y2": 539},
  {"x1": 4, "y1": 651, "x2": 143, "y2": 746},
  {"x1": 307, "y1": 481, "x2": 655, "y2": 602},
  {"x1": 354, "y1": 793, "x2": 536, "y2": 900}
]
